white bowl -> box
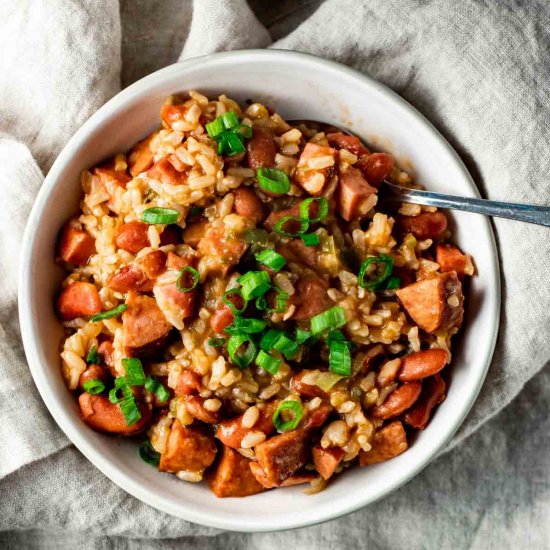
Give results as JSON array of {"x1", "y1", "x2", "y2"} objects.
[{"x1": 19, "y1": 50, "x2": 500, "y2": 532}]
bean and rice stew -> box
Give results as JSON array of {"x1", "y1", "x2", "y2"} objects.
[{"x1": 56, "y1": 91, "x2": 474, "y2": 497}]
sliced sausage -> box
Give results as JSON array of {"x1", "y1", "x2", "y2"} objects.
[
  {"x1": 356, "y1": 152, "x2": 394, "y2": 187},
  {"x1": 93, "y1": 164, "x2": 131, "y2": 205},
  {"x1": 249, "y1": 463, "x2": 316, "y2": 489},
  {"x1": 128, "y1": 132, "x2": 157, "y2": 177},
  {"x1": 174, "y1": 369, "x2": 202, "y2": 396},
  {"x1": 58, "y1": 223, "x2": 95, "y2": 266},
  {"x1": 398, "y1": 349, "x2": 449, "y2": 382},
  {"x1": 327, "y1": 132, "x2": 370, "y2": 157},
  {"x1": 436, "y1": 244, "x2": 469, "y2": 276},
  {"x1": 233, "y1": 187, "x2": 265, "y2": 224},
  {"x1": 147, "y1": 156, "x2": 187, "y2": 186},
  {"x1": 210, "y1": 305, "x2": 235, "y2": 334},
  {"x1": 359, "y1": 421, "x2": 408, "y2": 465},
  {"x1": 209, "y1": 446, "x2": 265, "y2": 498},
  {"x1": 158, "y1": 420, "x2": 217, "y2": 473},
  {"x1": 215, "y1": 404, "x2": 275, "y2": 449},
  {"x1": 197, "y1": 226, "x2": 248, "y2": 277},
  {"x1": 395, "y1": 271, "x2": 464, "y2": 333},
  {"x1": 303, "y1": 403, "x2": 333, "y2": 430},
  {"x1": 277, "y1": 239, "x2": 318, "y2": 268},
  {"x1": 57, "y1": 281, "x2": 102, "y2": 321},
  {"x1": 370, "y1": 382, "x2": 422, "y2": 419},
  {"x1": 78, "y1": 365, "x2": 108, "y2": 392},
  {"x1": 294, "y1": 143, "x2": 337, "y2": 196},
  {"x1": 79, "y1": 393, "x2": 151, "y2": 435},
  {"x1": 398, "y1": 211, "x2": 448, "y2": 240},
  {"x1": 246, "y1": 127, "x2": 277, "y2": 171},
  {"x1": 185, "y1": 396, "x2": 221, "y2": 424},
  {"x1": 291, "y1": 277, "x2": 334, "y2": 321},
  {"x1": 337, "y1": 166, "x2": 377, "y2": 221},
  {"x1": 122, "y1": 291, "x2": 173, "y2": 353},
  {"x1": 253, "y1": 430, "x2": 309, "y2": 486},
  {"x1": 115, "y1": 221, "x2": 150, "y2": 254},
  {"x1": 312, "y1": 446, "x2": 344, "y2": 480},
  {"x1": 404, "y1": 374, "x2": 447, "y2": 429}
]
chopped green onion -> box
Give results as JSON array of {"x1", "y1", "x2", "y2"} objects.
[
  {"x1": 139, "y1": 440, "x2": 161, "y2": 466},
  {"x1": 237, "y1": 271, "x2": 271, "y2": 300},
  {"x1": 328, "y1": 339, "x2": 352, "y2": 376},
  {"x1": 143, "y1": 376, "x2": 170, "y2": 403},
  {"x1": 227, "y1": 334, "x2": 258, "y2": 369},
  {"x1": 255, "y1": 249, "x2": 286, "y2": 272},
  {"x1": 218, "y1": 130, "x2": 246, "y2": 156},
  {"x1": 120, "y1": 396, "x2": 141, "y2": 426},
  {"x1": 220, "y1": 111, "x2": 240, "y2": 130},
  {"x1": 261, "y1": 328, "x2": 299, "y2": 359},
  {"x1": 86, "y1": 345, "x2": 100, "y2": 364},
  {"x1": 295, "y1": 328, "x2": 313, "y2": 345},
  {"x1": 208, "y1": 337, "x2": 226, "y2": 347},
  {"x1": 122, "y1": 357, "x2": 146, "y2": 386},
  {"x1": 301, "y1": 233, "x2": 320, "y2": 246},
  {"x1": 155, "y1": 383, "x2": 170, "y2": 403},
  {"x1": 299, "y1": 197, "x2": 329, "y2": 224},
  {"x1": 255, "y1": 285, "x2": 288, "y2": 313},
  {"x1": 385, "y1": 275, "x2": 401, "y2": 290},
  {"x1": 90, "y1": 304, "x2": 127, "y2": 323},
  {"x1": 273, "y1": 216, "x2": 309, "y2": 237},
  {"x1": 176, "y1": 266, "x2": 199, "y2": 292},
  {"x1": 311, "y1": 306, "x2": 346, "y2": 335},
  {"x1": 82, "y1": 379, "x2": 105, "y2": 395},
  {"x1": 222, "y1": 288, "x2": 248, "y2": 315},
  {"x1": 260, "y1": 328, "x2": 283, "y2": 351},
  {"x1": 358, "y1": 255, "x2": 394, "y2": 290},
  {"x1": 109, "y1": 378, "x2": 132, "y2": 404},
  {"x1": 257, "y1": 168, "x2": 291, "y2": 195},
  {"x1": 205, "y1": 117, "x2": 225, "y2": 138},
  {"x1": 141, "y1": 207, "x2": 180, "y2": 225},
  {"x1": 273, "y1": 400, "x2": 303, "y2": 432},
  {"x1": 256, "y1": 350, "x2": 282, "y2": 374},
  {"x1": 144, "y1": 376, "x2": 159, "y2": 393},
  {"x1": 225, "y1": 317, "x2": 267, "y2": 335}
]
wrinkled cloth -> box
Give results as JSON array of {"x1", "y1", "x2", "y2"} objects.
[{"x1": 1, "y1": 0, "x2": 549, "y2": 546}]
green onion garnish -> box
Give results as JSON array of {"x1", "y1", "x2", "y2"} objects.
[
  {"x1": 176, "y1": 266, "x2": 199, "y2": 292},
  {"x1": 260, "y1": 328, "x2": 283, "y2": 351},
  {"x1": 328, "y1": 339, "x2": 352, "y2": 376},
  {"x1": 385, "y1": 275, "x2": 401, "y2": 290},
  {"x1": 220, "y1": 111, "x2": 239, "y2": 130},
  {"x1": 143, "y1": 375, "x2": 170, "y2": 403},
  {"x1": 295, "y1": 328, "x2": 314, "y2": 345},
  {"x1": 109, "y1": 377, "x2": 132, "y2": 404},
  {"x1": 205, "y1": 117, "x2": 225, "y2": 138},
  {"x1": 208, "y1": 337, "x2": 226, "y2": 347},
  {"x1": 237, "y1": 271, "x2": 271, "y2": 300},
  {"x1": 222, "y1": 287, "x2": 248, "y2": 315},
  {"x1": 255, "y1": 285, "x2": 288, "y2": 313},
  {"x1": 225, "y1": 317, "x2": 267, "y2": 335},
  {"x1": 257, "y1": 168, "x2": 291, "y2": 195},
  {"x1": 273, "y1": 216, "x2": 309, "y2": 237},
  {"x1": 299, "y1": 197, "x2": 329, "y2": 224},
  {"x1": 86, "y1": 345, "x2": 100, "y2": 364},
  {"x1": 301, "y1": 233, "x2": 320, "y2": 247},
  {"x1": 273, "y1": 400, "x2": 303, "y2": 432},
  {"x1": 357, "y1": 255, "x2": 394, "y2": 290},
  {"x1": 155, "y1": 384, "x2": 170, "y2": 403},
  {"x1": 261, "y1": 328, "x2": 298, "y2": 360},
  {"x1": 141, "y1": 207, "x2": 180, "y2": 225},
  {"x1": 256, "y1": 350, "x2": 282, "y2": 374},
  {"x1": 90, "y1": 304, "x2": 127, "y2": 323},
  {"x1": 255, "y1": 249, "x2": 286, "y2": 272},
  {"x1": 227, "y1": 334, "x2": 257, "y2": 369},
  {"x1": 311, "y1": 306, "x2": 346, "y2": 335},
  {"x1": 218, "y1": 130, "x2": 246, "y2": 156},
  {"x1": 139, "y1": 440, "x2": 161, "y2": 466},
  {"x1": 82, "y1": 379, "x2": 105, "y2": 395},
  {"x1": 120, "y1": 396, "x2": 141, "y2": 426},
  {"x1": 122, "y1": 357, "x2": 146, "y2": 386},
  {"x1": 144, "y1": 376, "x2": 159, "y2": 393}
]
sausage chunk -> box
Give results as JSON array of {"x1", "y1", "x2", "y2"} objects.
[
  {"x1": 398, "y1": 211, "x2": 448, "y2": 240},
  {"x1": 174, "y1": 369, "x2": 202, "y2": 396},
  {"x1": 122, "y1": 291, "x2": 173, "y2": 352},
  {"x1": 294, "y1": 143, "x2": 337, "y2": 196},
  {"x1": 337, "y1": 166, "x2": 378, "y2": 221},
  {"x1": 183, "y1": 219, "x2": 208, "y2": 248},
  {"x1": 370, "y1": 382, "x2": 422, "y2": 419},
  {"x1": 209, "y1": 446, "x2": 265, "y2": 498},
  {"x1": 252, "y1": 430, "x2": 309, "y2": 487},
  {"x1": 436, "y1": 244, "x2": 469, "y2": 276},
  {"x1": 291, "y1": 277, "x2": 334, "y2": 321},
  {"x1": 233, "y1": 187, "x2": 265, "y2": 224},
  {"x1": 312, "y1": 446, "x2": 344, "y2": 480},
  {"x1": 197, "y1": 226, "x2": 248, "y2": 277},
  {"x1": 115, "y1": 221, "x2": 150, "y2": 254},
  {"x1": 210, "y1": 305, "x2": 235, "y2": 335},
  {"x1": 356, "y1": 152, "x2": 394, "y2": 187},
  {"x1": 93, "y1": 164, "x2": 131, "y2": 203},
  {"x1": 303, "y1": 403, "x2": 333, "y2": 430},
  {"x1": 216, "y1": 404, "x2": 275, "y2": 449},
  {"x1": 128, "y1": 132, "x2": 157, "y2": 177},
  {"x1": 396, "y1": 271, "x2": 464, "y2": 333},
  {"x1": 57, "y1": 282, "x2": 101, "y2": 321},
  {"x1": 79, "y1": 393, "x2": 151, "y2": 435},
  {"x1": 246, "y1": 127, "x2": 277, "y2": 171},
  {"x1": 327, "y1": 132, "x2": 370, "y2": 157},
  {"x1": 404, "y1": 374, "x2": 447, "y2": 429},
  {"x1": 359, "y1": 421, "x2": 408, "y2": 465},
  {"x1": 160, "y1": 103, "x2": 189, "y2": 128},
  {"x1": 147, "y1": 156, "x2": 187, "y2": 186},
  {"x1": 399, "y1": 349, "x2": 449, "y2": 382},
  {"x1": 58, "y1": 223, "x2": 95, "y2": 266},
  {"x1": 159, "y1": 420, "x2": 217, "y2": 474}
]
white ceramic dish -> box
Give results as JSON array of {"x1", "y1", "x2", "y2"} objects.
[{"x1": 18, "y1": 50, "x2": 500, "y2": 532}]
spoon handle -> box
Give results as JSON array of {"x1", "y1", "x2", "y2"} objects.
[{"x1": 383, "y1": 182, "x2": 550, "y2": 227}]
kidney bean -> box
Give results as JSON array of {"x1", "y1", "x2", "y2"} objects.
[
  {"x1": 399, "y1": 349, "x2": 449, "y2": 382},
  {"x1": 370, "y1": 382, "x2": 422, "y2": 419}
]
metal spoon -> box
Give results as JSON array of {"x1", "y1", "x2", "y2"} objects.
[{"x1": 289, "y1": 120, "x2": 550, "y2": 227}]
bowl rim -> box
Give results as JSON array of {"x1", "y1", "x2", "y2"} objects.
[{"x1": 18, "y1": 48, "x2": 501, "y2": 532}]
